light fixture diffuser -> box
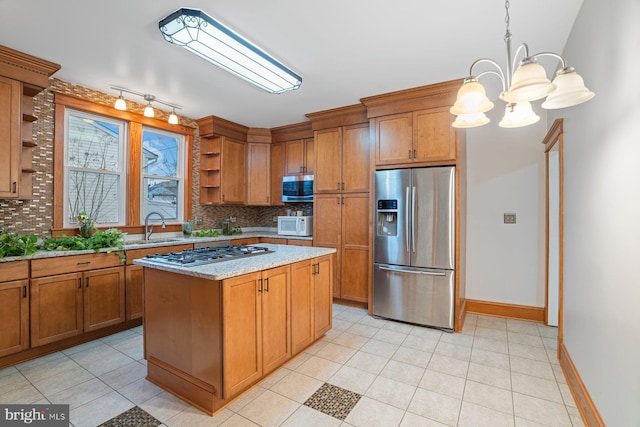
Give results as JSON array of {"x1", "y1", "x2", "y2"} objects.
[{"x1": 158, "y1": 8, "x2": 302, "y2": 94}]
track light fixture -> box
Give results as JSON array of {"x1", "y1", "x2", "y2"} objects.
[{"x1": 110, "y1": 86, "x2": 182, "y2": 125}]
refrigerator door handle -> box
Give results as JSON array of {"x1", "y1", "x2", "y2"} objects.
[
  {"x1": 412, "y1": 186, "x2": 416, "y2": 253},
  {"x1": 405, "y1": 186, "x2": 410, "y2": 253},
  {"x1": 379, "y1": 265, "x2": 446, "y2": 276}
]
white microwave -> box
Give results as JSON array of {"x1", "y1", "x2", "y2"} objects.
[{"x1": 277, "y1": 216, "x2": 313, "y2": 236}]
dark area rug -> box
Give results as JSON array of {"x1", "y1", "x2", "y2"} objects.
[
  {"x1": 99, "y1": 406, "x2": 161, "y2": 427},
  {"x1": 304, "y1": 382, "x2": 362, "y2": 420}
]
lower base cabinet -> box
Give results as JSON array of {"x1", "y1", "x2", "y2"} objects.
[
  {"x1": 0, "y1": 278, "x2": 29, "y2": 357},
  {"x1": 125, "y1": 265, "x2": 144, "y2": 320}
]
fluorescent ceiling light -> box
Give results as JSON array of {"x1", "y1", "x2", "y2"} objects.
[{"x1": 158, "y1": 8, "x2": 302, "y2": 94}]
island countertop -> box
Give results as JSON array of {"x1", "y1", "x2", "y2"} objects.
[{"x1": 133, "y1": 243, "x2": 335, "y2": 280}]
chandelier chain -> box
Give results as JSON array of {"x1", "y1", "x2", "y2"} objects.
[{"x1": 505, "y1": 0, "x2": 511, "y2": 33}]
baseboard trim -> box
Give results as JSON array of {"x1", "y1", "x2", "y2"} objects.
[
  {"x1": 559, "y1": 343, "x2": 605, "y2": 427},
  {"x1": 465, "y1": 299, "x2": 545, "y2": 323}
]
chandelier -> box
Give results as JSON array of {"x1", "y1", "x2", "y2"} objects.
[{"x1": 450, "y1": 0, "x2": 594, "y2": 129}]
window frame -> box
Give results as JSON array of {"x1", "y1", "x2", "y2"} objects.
[{"x1": 53, "y1": 92, "x2": 193, "y2": 236}]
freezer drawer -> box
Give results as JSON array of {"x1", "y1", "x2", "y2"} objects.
[{"x1": 372, "y1": 263, "x2": 454, "y2": 330}]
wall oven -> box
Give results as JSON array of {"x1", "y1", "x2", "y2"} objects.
[{"x1": 282, "y1": 175, "x2": 313, "y2": 203}]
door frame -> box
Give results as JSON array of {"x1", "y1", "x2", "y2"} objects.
[{"x1": 542, "y1": 118, "x2": 564, "y2": 355}]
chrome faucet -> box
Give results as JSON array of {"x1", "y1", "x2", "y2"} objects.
[{"x1": 144, "y1": 211, "x2": 166, "y2": 240}]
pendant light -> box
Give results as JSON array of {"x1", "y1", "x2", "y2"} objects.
[
  {"x1": 110, "y1": 86, "x2": 182, "y2": 125},
  {"x1": 114, "y1": 90, "x2": 127, "y2": 111},
  {"x1": 143, "y1": 95, "x2": 155, "y2": 118}
]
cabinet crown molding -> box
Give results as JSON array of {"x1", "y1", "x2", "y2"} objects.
[
  {"x1": 305, "y1": 104, "x2": 367, "y2": 130},
  {"x1": 197, "y1": 115, "x2": 249, "y2": 140},
  {"x1": 270, "y1": 121, "x2": 313, "y2": 142},
  {"x1": 0, "y1": 44, "x2": 60, "y2": 89}
]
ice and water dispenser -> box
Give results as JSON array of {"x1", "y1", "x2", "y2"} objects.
[{"x1": 376, "y1": 199, "x2": 398, "y2": 236}]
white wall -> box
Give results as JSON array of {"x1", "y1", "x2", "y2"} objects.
[
  {"x1": 465, "y1": 106, "x2": 547, "y2": 306},
  {"x1": 546, "y1": 0, "x2": 640, "y2": 424}
]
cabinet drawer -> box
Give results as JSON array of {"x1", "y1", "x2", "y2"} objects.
[
  {"x1": 125, "y1": 243, "x2": 193, "y2": 265},
  {"x1": 0, "y1": 260, "x2": 29, "y2": 282},
  {"x1": 31, "y1": 253, "x2": 122, "y2": 278}
]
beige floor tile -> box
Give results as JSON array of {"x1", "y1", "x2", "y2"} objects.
[
  {"x1": 435, "y1": 341, "x2": 472, "y2": 361},
  {"x1": 331, "y1": 319, "x2": 354, "y2": 332},
  {"x1": 557, "y1": 383, "x2": 577, "y2": 408},
  {"x1": 511, "y1": 372, "x2": 563, "y2": 403},
  {"x1": 508, "y1": 332, "x2": 545, "y2": 348},
  {"x1": 111, "y1": 334, "x2": 144, "y2": 360},
  {"x1": 17, "y1": 356, "x2": 78, "y2": 383},
  {"x1": 345, "y1": 396, "x2": 405, "y2": 427},
  {"x1": 99, "y1": 329, "x2": 137, "y2": 346},
  {"x1": 538, "y1": 325, "x2": 558, "y2": 339},
  {"x1": 0, "y1": 383, "x2": 44, "y2": 404},
  {"x1": 508, "y1": 342, "x2": 549, "y2": 362},
  {"x1": 281, "y1": 405, "x2": 341, "y2": 427},
  {"x1": 513, "y1": 392, "x2": 572, "y2": 427},
  {"x1": 380, "y1": 360, "x2": 425, "y2": 387},
  {"x1": 258, "y1": 366, "x2": 291, "y2": 389},
  {"x1": 399, "y1": 411, "x2": 449, "y2": 426},
  {"x1": 476, "y1": 316, "x2": 507, "y2": 331},
  {"x1": 392, "y1": 346, "x2": 432, "y2": 368},
  {"x1": 68, "y1": 345, "x2": 136, "y2": 376},
  {"x1": 283, "y1": 352, "x2": 311, "y2": 370},
  {"x1": 365, "y1": 376, "x2": 416, "y2": 410},
  {"x1": 346, "y1": 323, "x2": 379, "y2": 338},
  {"x1": 475, "y1": 326, "x2": 508, "y2": 341},
  {"x1": 15, "y1": 351, "x2": 66, "y2": 370},
  {"x1": 139, "y1": 390, "x2": 192, "y2": 422},
  {"x1": 546, "y1": 347, "x2": 561, "y2": 365},
  {"x1": 334, "y1": 310, "x2": 367, "y2": 324},
  {"x1": 373, "y1": 328, "x2": 408, "y2": 345},
  {"x1": 0, "y1": 365, "x2": 18, "y2": 378},
  {"x1": 427, "y1": 354, "x2": 469, "y2": 379},
  {"x1": 270, "y1": 371, "x2": 323, "y2": 403},
  {"x1": 359, "y1": 338, "x2": 399, "y2": 358},
  {"x1": 316, "y1": 342, "x2": 357, "y2": 364},
  {"x1": 332, "y1": 332, "x2": 369, "y2": 349},
  {"x1": 470, "y1": 348, "x2": 510, "y2": 370},
  {"x1": 48, "y1": 377, "x2": 113, "y2": 409},
  {"x1": 418, "y1": 369, "x2": 466, "y2": 400},
  {"x1": 461, "y1": 322, "x2": 476, "y2": 336},
  {"x1": 328, "y1": 365, "x2": 376, "y2": 394},
  {"x1": 552, "y1": 364, "x2": 567, "y2": 384},
  {"x1": 409, "y1": 326, "x2": 443, "y2": 341},
  {"x1": 219, "y1": 414, "x2": 259, "y2": 426},
  {"x1": 542, "y1": 337, "x2": 558, "y2": 350},
  {"x1": 402, "y1": 335, "x2": 439, "y2": 353},
  {"x1": 321, "y1": 328, "x2": 343, "y2": 343},
  {"x1": 165, "y1": 406, "x2": 234, "y2": 427},
  {"x1": 439, "y1": 332, "x2": 474, "y2": 347},
  {"x1": 473, "y1": 336, "x2": 509, "y2": 354},
  {"x1": 99, "y1": 361, "x2": 147, "y2": 390},
  {"x1": 467, "y1": 362, "x2": 511, "y2": 390},
  {"x1": 117, "y1": 377, "x2": 164, "y2": 405},
  {"x1": 226, "y1": 385, "x2": 266, "y2": 413},
  {"x1": 407, "y1": 388, "x2": 461, "y2": 426},
  {"x1": 463, "y1": 380, "x2": 513, "y2": 415},
  {"x1": 515, "y1": 417, "x2": 550, "y2": 426},
  {"x1": 356, "y1": 315, "x2": 389, "y2": 328},
  {"x1": 237, "y1": 389, "x2": 300, "y2": 427},
  {"x1": 566, "y1": 406, "x2": 586, "y2": 427},
  {"x1": 510, "y1": 356, "x2": 555, "y2": 381},
  {"x1": 0, "y1": 371, "x2": 30, "y2": 391},
  {"x1": 32, "y1": 365, "x2": 95, "y2": 397},
  {"x1": 295, "y1": 355, "x2": 342, "y2": 382},
  {"x1": 507, "y1": 319, "x2": 542, "y2": 336},
  {"x1": 304, "y1": 339, "x2": 330, "y2": 355},
  {"x1": 458, "y1": 401, "x2": 515, "y2": 427},
  {"x1": 382, "y1": 320, "x2": 415, "y2": 334},
  {"x1": 344, "y1": 351, "x2": 389, "y2": 375},
  {"x1": 69, "y1": 390, "x2": 134, "y2": 427}
]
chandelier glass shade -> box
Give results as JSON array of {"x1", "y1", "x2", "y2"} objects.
[{"x1": 451, "y1": 1, "x2": 594, "y2": 129}]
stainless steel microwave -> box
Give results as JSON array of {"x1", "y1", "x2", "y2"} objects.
[{"x1": 282, "y1": 175, "x2": 313, "y2": 203}]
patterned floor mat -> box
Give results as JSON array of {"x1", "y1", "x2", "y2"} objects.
[
  {"x1": 303, "y1": 382, "x2": 362, "y2": 421},
  {"x1": 99, "y1": 406, "x2": 161, "y2": 427}
]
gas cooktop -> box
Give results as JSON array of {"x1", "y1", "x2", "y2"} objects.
[{"x1": 144, "y1": 245, "x2": 273, "y2": 267}]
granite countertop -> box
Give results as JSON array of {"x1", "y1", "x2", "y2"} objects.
[
  {"x1": 133, "y1": 243, "x2": 335, "y2": 280},
  {"x1": 0, "y1": 229, "x2": 313, "y2": 263}
]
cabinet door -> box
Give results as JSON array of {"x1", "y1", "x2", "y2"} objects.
[
  {"x1": 285, "y1": 139, "x2": 305, "y2": 175},
  {"x1": 125, "y1": 265, "x2": 143, "y2": 320},
  {"x1": 270, "y1": 142, "x2": 285, "y2": 206},
  {"x1": 0, "y1": 279, "x2": 29, "y2": 357},
  {"x1": 313, "y1": 256, "x2": 333, "y2": 339},
  {"x1": 261, "y1": 266, "x2": 290, "y2": 374},
  {"x1": 375, "y1": 113, "x2": 413, "y2": 165},
  {"x1": 313, "y1": 194, "x2": 342, "y2": 297},
  {"x1": 223, "y1": 272, "x2": 262, "y2": 398},
  {"x1": 83, "y1": 266, "x2": 125, "y2": 332},
  {"x1": 31, "y1": 273, "x2": 83, "y2": 347},
  {"x1": 342, "y1": 124, "x2": 370, "y2": 193},
  {"x1": 291, "y1": 260, "x2": 313, "y2": 355},
  {"x1": 0, "y1": 76, "x2": 20, "y2": 198},
  {"x1": 314, "y1": 128, "x2": 342, "y2": 193},
  {"x1": 246, "y1": 143, "x2": 271, "y2": 206},
  {"x1": 304, "y1": 137, "x2": 315, "y2": 174},
  {"x1": 340, "y1": 194, "x2": 370, "y2": 302},
  {"x1": 220, "y1": 137, "x2": 246, "y2": 204},
  {"x1": 413, "y1": 108, "x2": 456, "y2": 162}
]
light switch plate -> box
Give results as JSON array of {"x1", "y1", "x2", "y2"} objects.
[{"x1": 504, "y1": 213, "x2": 516, "y2": 224}]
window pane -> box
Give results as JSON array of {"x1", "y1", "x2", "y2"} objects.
[
  {"x1": 67, "y1": 171, "x2": 120, "y2": 224},
  {"x1": 67, "y1": 114, "x2": 121, "y2": 171},
  {"x1": 142, "y1": 130, "x2": 178, "y2": 177},
  {"x1": 143, "y1": 177, "x2": 178, "y2": 220}
]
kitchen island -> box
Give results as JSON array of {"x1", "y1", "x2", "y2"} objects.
[{"x1": 134, "y1": 243, "x2": 335, "y2": 415}]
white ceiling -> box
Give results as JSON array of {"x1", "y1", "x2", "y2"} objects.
[{"x1": 1, "y1": 0, "x2": 583, "y2": 128}]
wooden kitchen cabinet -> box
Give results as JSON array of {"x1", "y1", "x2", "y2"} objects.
[
  {"x1": 285, "y1": 138, "x2": 314, "y2": 176},
  {"x1": 314, "y1": 193, "x2": 369, "y2": 303},
  {"x1": 270, "y1": 142, "x2": 285, "y2": 206},
  {"x1": 315, "y1": 124, "x2": 369, "y2": 194},
  {"x1": 313, "y1": 255, "x2": 333, "y2": 338},
  {"x1": 199, "y1": 136, "x2": 246, "y2": 205},
  {"x1": 246, "y1": 143, "x2": 271, "y2": 206},
  {"x1": 0, "y1": 261, "x2": 30, "y2": 357},
  {"x1": 222, "y1": 265, "x2": 290, "y2": 398},
  {"x1": 83, "y1": 267, "x2": 125, "y2": 332}
]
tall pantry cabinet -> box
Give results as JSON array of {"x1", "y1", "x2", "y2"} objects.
[
  {"x1": 306, "y1": 105, "x2": 372, "y2": 304},
  {"x1": 0, "y1": 45, "x2": 60, "y2": 200}
]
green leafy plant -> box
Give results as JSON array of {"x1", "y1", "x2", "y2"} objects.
[
  {"x1": 77, "y1": 211, "x2": 96, "y2": 238},
  {"x1": 192, "y1": 228, "x2": 221, "y2": 237},
  {"x1": 42, "y1": 228, "x2": 127, "y2": 262},
  {"x1": 0, "y1": 232, "x2": 39, "y2": 257},
  {"x1": 232, "y1": 226, "x2": 242, "y2": 235}
]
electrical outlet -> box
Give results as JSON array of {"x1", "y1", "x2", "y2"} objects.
[
  {"x1": 272, "y1": 216, "x2": 278, "y2": 223},
  {"x1": 230, "y1": 216, "x2": 236, "y2": 223},
  {"x1": 504, "y1": 213, "x2": 516, "y2": 224}
]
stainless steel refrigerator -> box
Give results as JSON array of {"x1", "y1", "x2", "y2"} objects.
[{"x1": 373, "y1": 167, "x2": 455, "y2": 331}]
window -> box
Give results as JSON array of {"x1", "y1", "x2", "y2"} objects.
[
  {"x1": 141, "y1": 127, "x2": 185, "y2": 222},
  {"x1": 64, "y1": 110, "x2": 126, "y2": 227}
]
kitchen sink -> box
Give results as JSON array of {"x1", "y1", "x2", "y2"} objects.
[{"x1": 125, "y1": 238, "x2": 184, "y2": 246}]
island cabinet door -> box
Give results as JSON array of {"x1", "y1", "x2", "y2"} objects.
[
  {"x1": 261, "y1": 265, "x2": 291, "y2": 374},
  {"x1": 222, "y1": 272, "x2": 263, "y2": 399},
  {"x1": 290, "y1": 260, "x2": 314, "y2": 356},
  {"x1": 313, "y1": 255, "x2": 333, "y2": 339}
]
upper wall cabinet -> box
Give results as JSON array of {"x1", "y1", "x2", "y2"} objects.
[
  {"x1": 271, "y1": 122, "x2": 314, "y2": 178},
  {"x1": 0, "y1": 45, "x2": 60, "y2": 200},
  {"x1": 361, "y1": 80, "x2": 462, "y2": 167}
]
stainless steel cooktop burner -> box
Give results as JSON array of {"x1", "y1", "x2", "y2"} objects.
[{"x1": 144, "y1": 245, "x2": 273, "y2": 267}]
